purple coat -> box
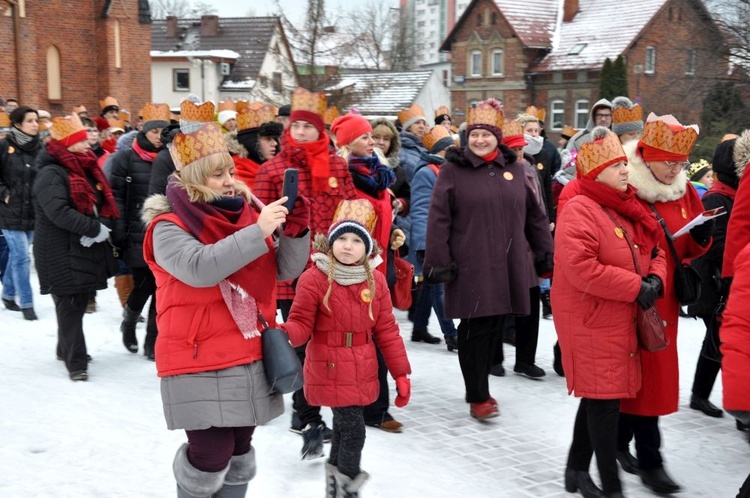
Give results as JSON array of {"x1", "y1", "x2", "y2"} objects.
[{"x1": 423, "y1": 146, "x2": 554, "y2": 319}]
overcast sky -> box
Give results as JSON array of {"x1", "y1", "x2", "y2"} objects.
[{"x1": 206, "y1": 0, "x2": 355, "y2": 21}]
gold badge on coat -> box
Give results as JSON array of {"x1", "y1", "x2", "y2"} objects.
[
  {"x1": 681, "y1": 208, "x2": 687, "y2": 219},
  {"x1": 614, "y1": 227, "x2": 624, "y2": 239},
  {"x1": 7, "y1": 146, "x2": 14, "y2": 154},
  {"x1": 503, "y1": 171, "x2": 514, "y2": 181},
  {"x1": 95, "y1": 182, "x2": 104, "y2": 191},
  {"x1": 360, "y1": 289, "x2": 372, "y2": 303},
  {"x1": 328, "y1": 177, "x2": 338, "y2": 189},
  {"x1": 537, "y1": 162, "x2": 544, "y2": 170}
]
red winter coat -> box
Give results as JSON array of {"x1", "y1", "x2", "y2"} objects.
[
  {"x1": 721, "y1": 243, "x2": 750, "y2": 412},
  {"x1": 723, "y1": 164, "x2": 750, "y2": 278},
  {"x1": 254, "y1": 135, "x2": 358, "y2": 300},
  {"x1": 619, "y1": 142, "x2": 709, "y2": 416},
  {"x1": 552, "y1": 194, "x2": 667, "y2": 399},
  {"x1": 281, "y1": 263, "x2": 411, "y2": 407}
]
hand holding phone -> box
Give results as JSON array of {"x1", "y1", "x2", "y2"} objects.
[{"x1": 282, "y1": 168, "x2": 299, "y2": 213}]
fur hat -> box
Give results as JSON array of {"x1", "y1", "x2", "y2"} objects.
[{"x1": 611, "y1": 96, "x2": 644, "y2": 137}]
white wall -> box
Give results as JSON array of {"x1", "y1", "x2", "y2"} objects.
[
  {"x1": 251, "y1": 27, "x2": 298, "y2": 105},
  {"x1": 414, "y1": 71, "x2": 452, "y2": 126},
  {"x1": 151, "y1": 59, "x2": 229, "y2": 108}
]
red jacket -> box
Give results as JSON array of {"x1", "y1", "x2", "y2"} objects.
[
  {"x1": 721, "y1": 243, "x2": 750, "y2": 412},
  {"x1": 143, "y1": 213, "x2": 277, "y2": 377},
  {"x1": 723, "y1": 167, "x2": 750, "y2": 278},
  {"x1": 552, "y1": 194, "x2": 667, "y2": 399},
  {"x1": 281, "y1": 264, "x2": 411, "y2": 407},
  {"x1": 254, "y1": 137, "x2": 358, "y2": 300},
  {"x1": 620, "y1": 142, "x2": 709, "y2": 416}
]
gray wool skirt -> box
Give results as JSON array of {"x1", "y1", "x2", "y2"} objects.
[{"x1": 161, "y1": 361, "x2": 284, "y2": 431}]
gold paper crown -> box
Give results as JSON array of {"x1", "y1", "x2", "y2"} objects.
[
  {"x1": 397, "y1": 104, "x2": 426, "y2": 126},
  {"x1": 525, "y1": 106, "x2": 546, "y2": 123},
  {"x1": 467, "y1": 103, "x2": 504, "y2": 129},
  {"x1": 172, "y1": 122, "x2": 228, "y2": 170},
  {"x1": 613, "y1": 103, "x2": 643, "y2": 124},
  {"x1": 0, "y1": 113, "x2": 10, "y2": 128},
  {"x1": 237, "y1": 103, "x2": 277, "y2": 131},
  {"x1": 218, "y1": 100, "x2": 236, "y2": 112},
  {"x1": 435, "y1": 105, "x2": 451, "y2": 118},
  {"x1": 422, "y1": 125, "x2": 451, "y2": 151},
  {"x1": 72, "y1": 105, "x2": 87, "y2": 115},
  {"x1": 100, "y1": 96, "x2": 119, "y2": 110},
  {"x1": 107, "y1": 117, "x2": 125, "y2": 131},
  {"x1": 50, "y1": 113, "x2": 85, "y2": 141},
  {"x1": 501, "y1": 120, "x2": 524, "y2": 138},
  {"x1": 577, "y1": 130, "x2": 626, "y2": 178},
  {"x1": 560, "y1": 125, "x2": 578, "y2": 139},
  {"x1": 323, "y1": 106, "x2": 340, "y2": 126},
  {"x1": 180, "y1": 100, "x2": 216, "y2": 123},
  {"x1": 120, "y1": 110, "x2": 131, "y2": 123},
  {"x1": 291, "y1": 87, "x2": 327, "y2": 115},
  {"x1": 140, "y1": 103, "x2": 170, "y2": 123},
  {"x1": 332, "y1": 199, "x2": 377, "y2": 234},
  {"x1": 640, "y1": 113, "x2": 699, "y2": 157}
]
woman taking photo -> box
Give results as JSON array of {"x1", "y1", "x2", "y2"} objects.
[
  {"x1": 142, "y1": 119, "x2": 310, "y2": 498},
  {"x1": 423, "y1": 99, "x2": 554, "y2": 421},
  {"x1": 553, "y1": 127, "x2": 666, "y2": 498},
  {"x1": 0, "y1": 106, "x2": 41, "y2": 319}
]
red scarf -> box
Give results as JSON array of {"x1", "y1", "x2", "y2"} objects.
[
  {"x1": 132, "y1": 137, "x2": 158, "y2": 162},
  {"x1": 482, "y1": 149, "x2": 499, "y2": 163},
  {"x1": 46, "y1": 139, "x2": 119, "y2": 218},
  {"x1": 285, "y1": 129, "x2": 331, "y2": 193},
  {"x1": 579, "y1": 178, "x2": 661, "y2": 254}
]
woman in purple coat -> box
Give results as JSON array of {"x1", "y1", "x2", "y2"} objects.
[{"x1": 423, "y1": 99, "x2": 554, "y2": 420}]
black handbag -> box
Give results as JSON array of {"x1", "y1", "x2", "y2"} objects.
[
  {"x1": 259, "y1": 312, "x2": 304, "y2": 394},
  {"x1": 649, "y1": 205, "x2": 702, "y2": 306}
]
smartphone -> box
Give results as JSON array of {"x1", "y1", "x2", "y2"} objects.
[{"x1": 282, "y1": 168, "x2": 298, "y2": 213}]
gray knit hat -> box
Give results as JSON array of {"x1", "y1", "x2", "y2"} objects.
[{"x1": 611, "y1": 96, "x2": 644, "y2": 136}]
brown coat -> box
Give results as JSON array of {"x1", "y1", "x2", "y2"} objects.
[{"x1": 423, "y1": 146, "x2": 554, "y2": 319}]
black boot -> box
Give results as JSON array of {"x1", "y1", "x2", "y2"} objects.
[
  {"x1": 640, "y1": 467, "x2": 681, "y2": 494},
  {"x1": 2, "y1": 298, "x2": 20, "y2": 311},
  {"x1": 564, "y1": 468, "x2": 605, "y2": 497},
  {"x1": 616, "y1": 450, "x2": 639, "y2": 475},
  {"x1": 121, "y1": 305, "x2": 139, "y2": 353},
  {"x1": 21, "y1": 308, "x2": 38, "y2": 320},
  {"x1": 411, "y1": 329, "x2": 441, "y2": 344},
  {"x1": 143, "y1": 302, "x2": 157, "y2": 361},
  {"x1": 553, "y1": 342, "x2": 565, "y2": 377},
  {"x1": 445, "y1": 335, "x2": 458, "y2": 352},
  {"x1": 541, "y1": 290, "x2": 552, "y2": 319}
]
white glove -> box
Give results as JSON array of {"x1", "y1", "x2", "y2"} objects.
[{"x1": 80, "y1": 223, "x2": 111, "y2": 247}]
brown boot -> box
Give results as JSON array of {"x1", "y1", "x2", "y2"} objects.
[{"x1": 114, "y1": 274, "x2": 134, "y2": 308}]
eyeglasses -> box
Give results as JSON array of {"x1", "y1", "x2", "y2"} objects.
[
  {"x1": 594, "y1": 113, "x2": 612, "y2": 119},
  {"x1": 663, "y1": 161, "x2": 689, "y2": 171}
]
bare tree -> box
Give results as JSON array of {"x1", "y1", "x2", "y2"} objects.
[
  {"x1": 389, "y1": 5, "x2": 415, "y2": 71},
  {"x1": 149, "y1": 0, "x2": 216, "y2": 19},
  {"x1": 190, "y1": 1, "x2": 217, "y2": 17},
  {"x1": 340, "y1": 0, "x2": 393, "y2": 71}
]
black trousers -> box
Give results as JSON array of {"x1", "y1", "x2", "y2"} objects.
[
  {"x1": 567, "y1": 398, "x2": 621, "y2": 493},
  {"x1": 493, "y1": 287, "x2": 541, "y2": 366},
  {"x1": 457, "y1": 314, "x2": 507, "y2": 403},
  {"x1": 692, "y1": 316, "x2": 722, "y2": 399},
  {"x1": 279, "y1": 299, "x2": 324, "y2": 428},
  {"x1": 618, "y1": 413, "x2": 663, "y2": 470},
  {"x1": 363, "y1": 344, "x2": 392, "y2": 425},
  {"x1": 329, "y1": 406, "x2": 366, "y2": 479},
  {"x1": 125, "y1": 266, "x2": 156, "y2": 313},
  {"x1": 53, "y1": 292, "x2": 90, "y2": 374}
]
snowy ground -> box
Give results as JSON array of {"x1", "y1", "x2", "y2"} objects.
[{"x1": 0, "y1": 273, "x2": 748, "y2": 497}]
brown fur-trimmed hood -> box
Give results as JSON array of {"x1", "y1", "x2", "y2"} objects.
[
  {"x1": 141, "y1": 194, "x2": 171, "y2": 226},
  {"x1": 224, "y1": 131, "x2": 248, "y2": 158},
  {"x1": 734, "y1": 130, "x2": 750, "y2": 179},
  {"x1": 624, "y1": 140, "x2": 687, "y2": 203}
]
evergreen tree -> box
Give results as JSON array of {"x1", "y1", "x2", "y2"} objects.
[
  {"x1": 693, "y1": 81, "x2": 750, "y2": 160},
  {"x1": 611, "y1": 55, "x2": 629, "y2": 97},
  {"x1": 599, "y1": 58, "x2": 614, "y2": 100}
]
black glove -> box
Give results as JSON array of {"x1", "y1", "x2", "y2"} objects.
[
  {"x1": 690, "y1": 219, "x2": 715, "y2": 247},
  {"x1": 534, "y1": 253, "x2": 554, "y2": 277},
  {"x1": 636, "y1": 276, "x2": 662, "y2": 309}
]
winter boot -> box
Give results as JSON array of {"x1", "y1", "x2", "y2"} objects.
[
  {"x1": 333, "y1": 467, "x2": 369, "y2": 498},
  {"x1": 301, "y1": 423, "x2": 325, "y2": 460},
  {"x1": 553, "y1": 342, "x2": 565, "y2": 377},
  {"x1": 326, "y1": 463, "x2": 338, "y2": 498},
  {"x1": 114, "y1": 274, "x2": 134, "y2": 308},
  {"x1": 121, "y1": 304, "x2": 140, "y2": 353},
  {"x1": 2, "y1": 297, "x2": 20, "y2": 311},
  {"x1": 541, "y1": 290, "x2": 552, "y2": 319},
  {"x1": 173, "y1": 443, "x2": 229, "y2": 498},
  {"x1": 21, "y1": 307, "x2": 38, "y2": 320},
  {"x1": 143, "y1": 300, "x2": 158, "y2": 361},
  {"x1": 212, "y1": 448, "x2": 255, "y2": 498},
  {"x1": 86, "y1": 297, "x2": 97, "y2": 314},
  {"x1": 411, "y1": 329, "x2": 441, "y2": 344}
]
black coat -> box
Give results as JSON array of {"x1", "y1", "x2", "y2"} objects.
[
  {"x1": 148, "y1": 148, "x2": 176, "y2": 196},
  {"x1": 0, "y1": 134, "x2": 42, "y2": 231},
  {"x1": 32, "y1": 149, "x2": 114, "y2": 296},
  {"x1": 109, "y1": 136, "x2": 162, "y2": 267}
]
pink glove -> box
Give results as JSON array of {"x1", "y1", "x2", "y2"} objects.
[
  {"x1": 283, "y1": 195, "x2": 311, "y2": 238},
  {"x1": 394, "y1": 375, "x2": 411, "y2": 407}
]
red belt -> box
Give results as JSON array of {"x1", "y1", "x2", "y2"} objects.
[{"x1": 312, "y1": 331, "x2": 371, "y2": 347}]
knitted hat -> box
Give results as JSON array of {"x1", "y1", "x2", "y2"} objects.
[
  {"x1": 50, "y1": 113, "x2": 88, "y2": 147},
  {"x1": 576, "y1": 127, "x2": 626, "y2": 179},
  {"x1": 290, "y1": 87, "x2": 326, "y2": 135},
  {"x1": 330, "y1": 112, "x2": 372, "y2": 148},
  {"x1": 466, "y1": 98, "x2": 504, "y2": 143},
  {"x1": 687, "y1": 159, "x2": 711, "y2": 182},
  {"x1": 423, "y1": 126, "x2": 454, "y2": 154},
  {"x1": 637, "y1": 113, "x2": 699, "y2": 162},
  {"x1": 140, "y1": 103, "x2": 170, "y2": 133},
  {"x1": 327, "y1": 199, "x2": 377, "y2": 257},
  {"x1": 398, "y1": 104, "x2": 427, "y2": 133},
  {"x1": 434, "y1": 105, "x2": 451, "y2": 125},
  {"x1": 501, "y1": 120, "x2": 527, "y2": 149},
  {"x1": 180, "y1": 95, "x2": 215, "y2": 133},
  {"x1": 611, "y1": 96, "x2": 644, "y2": 136},
  {"x1": 217, "y1": 110, "x2": 238, "y2": 127}
]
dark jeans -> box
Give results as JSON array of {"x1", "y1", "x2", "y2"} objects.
[
  {"x1": 53, "y1": 293, "x2": 90, "y2": 373},
  {"x1": 411, "y1": 282, "x2": 457, "y2": 337},
  {"x1": 457, "y1": 314, "x2": 507, "y2": 403},
  {"x1": 363, "y1": 344, "x2": 392, "y2": 425},
  {"x1": 618, "y1": 413, "x2": 663, "y2": 470},
  {"x1": 494, "y1": 287, "x2": 541, "y2": 366},
  {"x1": 279, "y1": 299, "x2": 323, "y2": 428},
  {"x1": 0, "y1": 233, "x2": 8, "y2": 278},
  {"x1": 330, "y1": 406, "x2": 366, "y2": 479},
  {"x1": 185, "y1": 426, "x2": 255, "y2": 472},
  {"x1": 567, "y1": 398, "x2": 621, "y2": 493},
  {"x1": 692, "y1": 316, "x2": 722, "y2": 399},
  {"x1": 125, "y1": 266, "x2": 156, "y2": 314}
]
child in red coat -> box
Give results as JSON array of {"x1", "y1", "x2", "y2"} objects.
[{"x1": 281, "y1": 200, "x2": 412, "y2": 497}]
